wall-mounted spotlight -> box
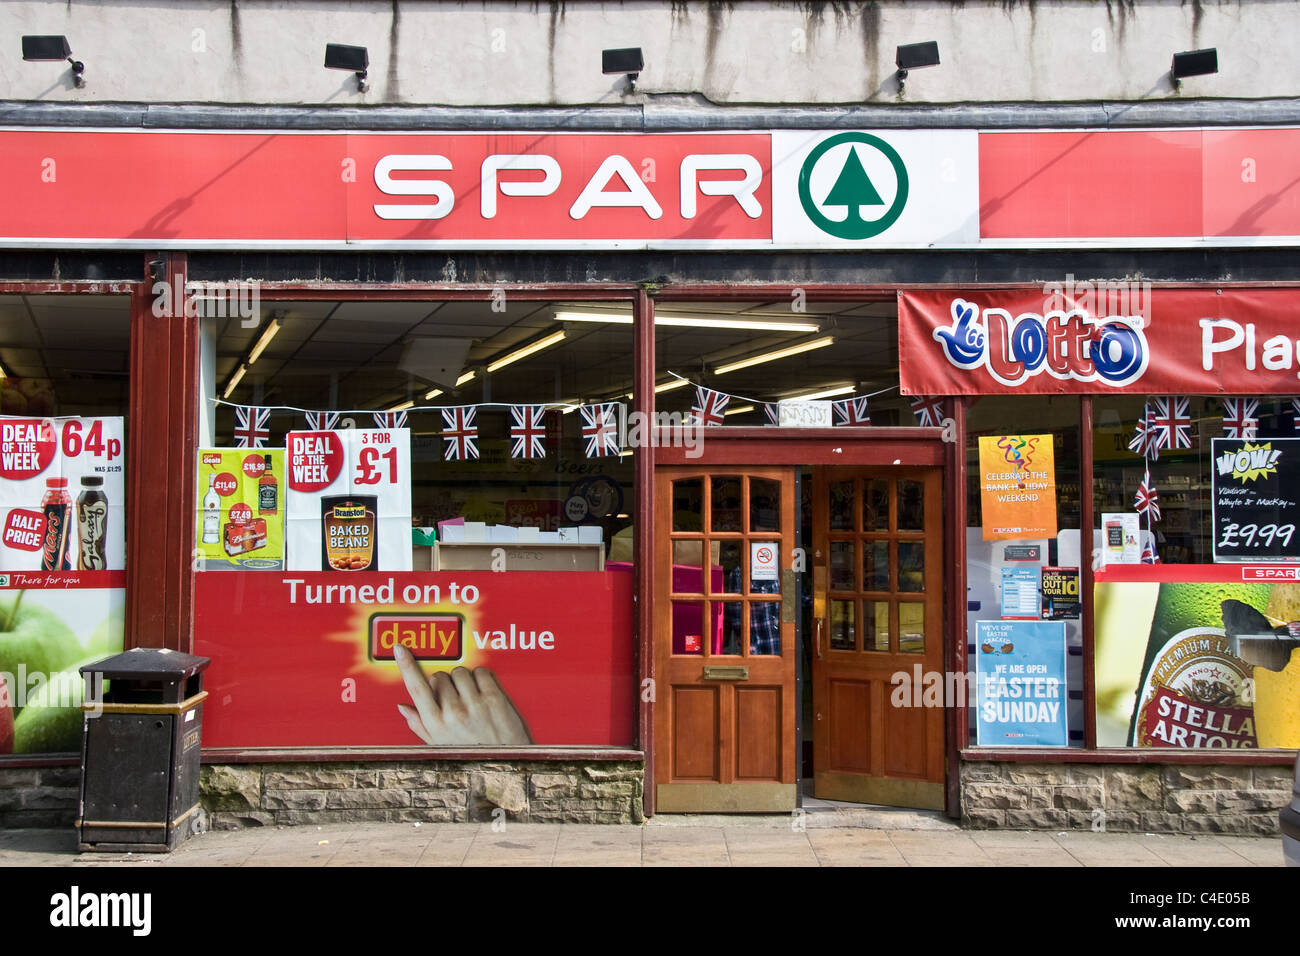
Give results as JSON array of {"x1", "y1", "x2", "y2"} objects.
[
  {"x1": 602, "y1": 47, "x2": 644, "y2": 92},
  {"x1": 895, "y1": 41, "x2": 940, "y2": 95},
  {"x1": 22, "y1": 35, "x2": 85, "y2": 88},
  {"x1": 1171, "y1": 48, "x2": 1218, "y2": 90},
  {"x1": 325, "y1": 43, "x2": 369, "y2": 93}
]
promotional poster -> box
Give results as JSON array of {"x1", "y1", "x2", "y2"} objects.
[
  {"x1": 975, "y1": 619, "x2": 1069, "y2": 746},
  {"x1": 285, "y1": 428, "x2": 412, "y2": 572},
  {"x1": 195, "y1": 448, "x2": 285, "y2": 570},
  {"x1": 977, "y1": 434, "x2": 1057, "y2": 541},
  {"x1": 0, "y1": 416, "x2": 126, "y2": 754},
  {"x1": 191, "y1": 570, "x2": 635, "y2": 747},
  {"x1": 1211, "y1": 437, "x2": 1300, "y2": 563},
  {"x1": 1093, "y1": 568, "x2": 1300, "y2": 748},
  {"x1": 1040, "y1": 566, "x2": 1081, "y2": 620}
]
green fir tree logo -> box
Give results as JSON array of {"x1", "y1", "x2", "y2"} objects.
[{"x1": 797, "y1": 132, "x2": 909, "y2": 240}]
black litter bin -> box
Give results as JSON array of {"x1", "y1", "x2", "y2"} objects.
[{"x1": 76, "y1": 647, "x2": 210, "y2": 853}]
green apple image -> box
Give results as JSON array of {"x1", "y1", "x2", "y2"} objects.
[
  {"x1": 11, "y1": 652, "x2": 110, "y2": 754},
  {"x1": 0, "y1": 674, "x2": 13, "y2": 754},
  {"x1": 0, "y1": 592, "x2": 79, "y2": 705}
]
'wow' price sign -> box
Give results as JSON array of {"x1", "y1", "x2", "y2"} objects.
[{"x1": 284, "y1": 428, "x2": 412, "y2": 572}]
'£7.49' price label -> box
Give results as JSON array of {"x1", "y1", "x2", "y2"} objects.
[{"x1": 1217, "y1": 522, "x2": 1297, "y2": 551}]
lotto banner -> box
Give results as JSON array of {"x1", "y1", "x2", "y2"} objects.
[
  {"x1": 977, "y1": 435, "x2": 1057, "y2": 541},
  {"x1": 899, "y1": 288, "x2": 1300, "y2": 396},
  {"x1": 192, "y1": 570, "x2": 635, "y2": 747},
  {"x1": 0, "y1": 415, "x2": 125, "y2": 754},
  {"x1": 195, "y1": 448, "x2": 285, "y2": 570},
  {"x1": 285, "y1": 429, "x2": 412, "y2": 572}
]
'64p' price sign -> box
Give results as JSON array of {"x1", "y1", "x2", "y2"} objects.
[
  {"x1": 284, "y1": 428, "x2": 412, "y2": 572},
  {"x1": 1212, "y1": 437, "x2": 1300, "y2": 563}
]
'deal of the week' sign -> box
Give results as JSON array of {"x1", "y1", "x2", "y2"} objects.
[
  {"x1": 285, "y1": 429, "x2": 411, "y2": 572},
  {"x1": 191, "y1": 571, "x2": 635, "y2": 747},
  {"x1": 900, "y1": 288, "x2": 1300, "y2": 396},
  {"x1": 0, "y1": 417, "x2": 125, "y2": 573}
]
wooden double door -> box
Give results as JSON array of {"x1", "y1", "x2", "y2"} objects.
[{"x1": 653, "y1": 463, "x2": 945, "y2": 813}]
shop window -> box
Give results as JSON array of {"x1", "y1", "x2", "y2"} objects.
[
  {"x1": 191, "y1": 299, "x2": 639, "y2": 750},
  {"x1": 965, "y1": 396, "x2": 1083, "y2": 749},
  {"x1": 0, "y1": 294, "x2": 131, "y2": 755}
]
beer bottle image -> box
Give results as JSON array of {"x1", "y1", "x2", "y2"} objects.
[
  {"x1": 1128, "y1": 581, "x2": 1271, "y2": 748},
  {"x1": 40, "y1": 477, "x2": 73, "y2": 571},
  {"x1": 76, "y1": 476, "x2": 108, "y2": 570}
]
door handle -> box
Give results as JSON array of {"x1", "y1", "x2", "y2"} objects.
[{"x1": 816, "y1": 618, "x2": 824, "y2": 659}]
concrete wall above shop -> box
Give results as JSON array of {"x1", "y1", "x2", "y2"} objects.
[{"x1": 0, "y1": 1, "x2": 1293, "y2": 107}]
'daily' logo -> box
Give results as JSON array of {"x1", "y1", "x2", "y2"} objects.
[
  {"x1": 798, "y1": 132, "x2": 908, "y2": 239},
  {"x1": 1216, "y1": 442, "x2": 1282, "y2": 482},
  {"x1": 932, "y1": 297, "x2": 1149, "y2": 388}
]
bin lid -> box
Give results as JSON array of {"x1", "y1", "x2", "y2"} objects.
[{"x1": 78, "y1": 647, "x2": 211, "y2": 680}]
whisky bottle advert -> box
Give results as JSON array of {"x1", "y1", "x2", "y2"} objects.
[
  {"x1": 194, "y1": 448, "x2": 285, "y2": 570},
  {"x1": 284, "y1": 428, "x2": 412, "y2": 572}
]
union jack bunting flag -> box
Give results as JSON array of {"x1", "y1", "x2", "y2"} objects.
[
  {"x1": 832, "y1": 396, "x2": 871, "y2": 426},
  {"x1": 1128, "y1": 402, "x2": 1159, "y2": 461},
  {"x1": 909, "y1": 395, "x2": 945, "y2": 428},
  {"x1": 233, "y1": 406, "x2": 270, "y2": 448},
  {"x1": 305, "y1": 411, "x2": 340, "y2": 431},
  {"x1": 509, "y1": 405, "x2": 547, "y2": 459},
  {"x1": 1293, "y1": 398, "x2": 1300, "y2": 431},
  {"x1": 1221, "y1": 398, "x2": 1259, "y2": 440},
  {"x1": 764, "y1": 403, "x2": 779, "y2": 425},
  {"x1": 372, "y1": 411, "x2": 408, "y2": 429},
  {"x1": 1134, "y1": 469, "x2": 1161, "y2": 522},
  {"x1": 689, "y1": 387, "x2": 730, "y2": 427},
  {"x1": 441, "y1": 407, "x2": 479, "y2": 461},
  {"x1": 580, "y1": 403, "x2": 620, "y2": 458},
  {"x1": 1149, "y1": 396, "x2": 1192, "y2": 452}
]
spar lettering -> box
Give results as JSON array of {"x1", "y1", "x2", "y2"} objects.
[{"x1": 932, "y1": 297, "x2": 1149, "y2": 387}]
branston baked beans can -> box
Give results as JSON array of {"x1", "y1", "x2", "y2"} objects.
[{"x1": 321, "y1": 495, "x2": 378, "y2": 571}]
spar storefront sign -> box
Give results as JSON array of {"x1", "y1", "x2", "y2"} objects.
[
  {"x1": 3, "y1": 126, "x2": 1299, "y2": 249},
  {"x1": 900, "y1": 288, "x2": 1300, "y2": 396}
]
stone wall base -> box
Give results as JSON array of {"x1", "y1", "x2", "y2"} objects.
[
  {"x1": 200, "y1": 760, "x2": 646, "y2": 829},
  {"x1": 0, "y1": 766, "x2": 80, "y2": 828},
  {"x1": 960, "y1": 762, "x2": 1290, "y2": 835}
]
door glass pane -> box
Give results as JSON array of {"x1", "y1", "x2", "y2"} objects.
[
  {"x1": 898, "y1": 541, "x2": 925, "y2": 592},
  {"x1": 718, "y1": 539, "x2": 742, "y2": 594},
  {"x1": 720, "y1": 601, "x2": 744, "y2": 655},
  {"x1": 899, "y1": 602, "x2": 925, "y2": 653},
  {"x1": 711, "y1": 476, "x2": 743, "y2": 532},
  {"x1": 672, "y1": 479, "x2": 703, "y2": 531},
  {"x1": 671, "y1": 540, "x2": 706, "y2": 597},
  {"x1": 829, "y1": 599, "x2": 855, "y2": 650},
  {"x1": 863, "y1": 540, "x2": 889, "y2": 591},
  {"x1": 671, "y1": 601, "x2": 706, "y2": 655},
  {"x1": 829, "y1": 480, "x2": 853, "y2": 530},
  {"x1": 863, "y1": 600, "x2": 890, "y2": 651},
  {"x1": 749, "y1": 601, "x2": 781, "y2": 655},
  {"x1": 749, "y1": 478, "x2": 780, "y2": 532},
  {"x1": 898, "y1": 479, "x2": 925, "y2": 531},
  {"x1": 829, "y1": 541, "x2": 854, "y2": 590},
  {"x1": 864, "y1": 478, "x2": 890, "y2": 531}
]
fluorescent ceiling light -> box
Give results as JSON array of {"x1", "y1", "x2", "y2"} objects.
[
  {"x1": 554, "y1": 310, "x2": 820, "y2": 333},
  {"x1": 388, "y1": 400, "x2": 415, "y2": 411},
  {"x1": 486, "y1": 330, "x2": 566, "y2": 373},
  {"x1": 714, "y1": 336, "x2": 836, "y2": 375},
  {"x1": 724, "y1": 404, "x2": 755, "y2": 416},
  {"x1": 423, "y1": 387, "x2": 444, "y2": 400},
  {"x1": 782, "y1": 384, "x2": 855, "y2": 401},
  {"x1": 222, "y1": 364, "x2": 247, "y2": 399},
  {"x1": 247, "y1": 317, "x2": 281, "y2": 365},
  {"x1": 559, "y1": 399, "x2": 583, "y2": 414},
  {"x1": 456, "y1": 371, "x2": 476, "y2": 387},
  {"x1": 656, "y1": 378, "x2": 691, "y2": 394}
]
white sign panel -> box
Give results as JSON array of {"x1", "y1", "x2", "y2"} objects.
[
  {"x1": 778, "y1": 400, "x2": 832, "y2": 427},
  {"x1": 285, "y1": 429, "x2": 412, "y2": 572},
  {"x1": 771, "y1": 130, "x2": 979, "y2": 248},
  {"x1": 0, "y1": 417, "x2": 125, "y2": 571}
]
